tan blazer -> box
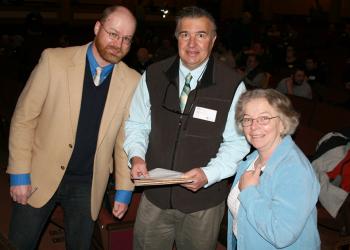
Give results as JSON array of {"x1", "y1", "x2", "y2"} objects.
[{"x1": 7, "y1": 43, "x2": 140, "y2": 220}]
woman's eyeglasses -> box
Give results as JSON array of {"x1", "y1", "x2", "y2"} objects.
[{"x1": 241, "y1": 116, "x2": 279, "y2": 127}]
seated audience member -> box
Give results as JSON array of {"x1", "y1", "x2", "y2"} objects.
[
  {"x1": 273, "y1": 45, "x2": 300, "y2": 79},
  {"x1": 214, "y1": 41, "x2": 236, "y2": 69},
  {"x1": 134, "y1": 47, "x2": 153, "y2": 74},
  {"x1": 152, "y1": 38, "x2": 176, "y2": 62},
  {"x1": 227, "y1": 89, "x2": 320, "y2": 250},
  {"x1": 244, "y1": 40, "x2": 273, "y2": 72},
  {"x1": 239, "y1": 54, "x2": 269, "y2": 89},
  {"x1": 304, "y1": 55, "x2": 328, "y2": 86},
  {"x1": 266, "y1": 23, "x2": 281, "y2": 42},
  {"x1": 304, "y1": 55, "x2": 329, "y2": 100},
  {"x1": 276, "y1": 66, "x2": 313, "y2": 99},
  {"x1": 284, "y1": 45, "x2": 299, "y2": 70},
  {"x1": 281, "y1": 24, "x2": 298, "y2": 47}
]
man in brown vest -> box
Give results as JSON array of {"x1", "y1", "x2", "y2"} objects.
[{"x1": 124, "y1": 6, "x2": 250, "y2": 250}]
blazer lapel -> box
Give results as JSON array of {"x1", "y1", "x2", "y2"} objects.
[
  {"x1": 67, "y1": 44, "x2": 89, "y2": 140},
  {"x1": 96, "y1": 63, "x2": 126, "y2": 148}
]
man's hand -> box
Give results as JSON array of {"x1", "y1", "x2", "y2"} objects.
[
  {"x1": 130, "y1": 156, "x2": 149, "y2": 179},
  {"x1": 181, "y1": 168, "x2": 208, "y2": 192},
  {"x1": 238, "y1": 165, "x2": 262, "y2": 191},
  {"x1": 10, "y1": 185, "x2": 32, "y2": 205},
  {"x1": 112, "y1": 201, "x2": 128, "y2": 219}
]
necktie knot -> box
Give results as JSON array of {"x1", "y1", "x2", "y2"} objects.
[
  {"x1": 93, "y1": 66, "x2": 102, "y2": 86},
  {"x1": 180, "y1": 73, "x2": 192, "y2": 113},
  {"x1": 185, "y1": 73, "x2": 192, "y2": 86}
]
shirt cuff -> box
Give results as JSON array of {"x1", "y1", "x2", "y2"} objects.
[
  {"x1": 127, "y1": 150, "x2": 146, "y2": 167},
  {"x1": 10, "y1": 174, "x2": 31, "y2": 186},
  {"x1": 114, "y1": 190, "x2": 132, "y2": 205},
  {"x1": 201, "y1": 166, "x2": 217, "y2": 188}
]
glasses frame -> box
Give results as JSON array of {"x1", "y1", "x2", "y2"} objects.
[
  {"x1": 176, "y1": 31, "x2": 213, "y2": 41},
  {"x1": 100, "y1": 23, "x2": 133, "y2": 46},
  {"x1": 161, "y1": 80, "x2": 200, "y2": 116},
  {"x1": 241, "y1": 116, "x2": 279, "y2": 127}
]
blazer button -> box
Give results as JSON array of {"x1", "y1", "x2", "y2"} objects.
[
  {"x1": 68, "y1": 144, "x2": 73, "y2": 148},
  {"x1": 61, "y1": 166, "x2": 65, "y2": 170}
]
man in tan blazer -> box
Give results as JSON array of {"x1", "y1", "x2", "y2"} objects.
[{"x1": 6, "y1": 5, "x2": 140, "y2": 250}]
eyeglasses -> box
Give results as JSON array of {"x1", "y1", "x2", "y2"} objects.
[
  {"x1": 161, "y1": 80, "x2": 199, "y2": 116},
  {"x1": 100, "y1": 24, "x2": 133, "y2": 46},
  {"x1": 241, "y1": 116, "x2": 279, "y2": 127},
  {"x1": 176, "y1": 31, "x2": 212, "y2": 41}
]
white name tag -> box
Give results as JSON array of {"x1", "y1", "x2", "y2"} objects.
[
  {"x1": 193, "y1": 106, "x2": 217, "y2": 122},
  {"x1": 309, "y1": 75, "x2": 316, "y2": 80}
]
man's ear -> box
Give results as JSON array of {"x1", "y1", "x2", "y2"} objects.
[{"x1": 94, "y1": 21, "x2": 101, "y2": 36}]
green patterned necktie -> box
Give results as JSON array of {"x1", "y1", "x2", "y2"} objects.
[{"x1": 179, "y1": 73, "x2": 193, "y2": 113}]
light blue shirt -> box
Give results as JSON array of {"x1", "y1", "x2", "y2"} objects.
[
  {"x1": 124, "y1": 59, "x2": 250, "y2": 187},
  {"x1": 10, "y1": 42, "x2": 131, "y2": 205}
]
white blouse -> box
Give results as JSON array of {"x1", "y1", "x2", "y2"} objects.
[{"x1": 227, "y1": 157, "x2": 265, "y2": 236}]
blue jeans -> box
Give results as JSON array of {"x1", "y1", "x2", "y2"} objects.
[{"x1": 9, "y1": 178, "x2": 95, "y2": 250}]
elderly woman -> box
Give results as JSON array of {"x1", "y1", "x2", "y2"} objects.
[{"x1": 227, "y1": 89, "x2": 320, "y2": 250}]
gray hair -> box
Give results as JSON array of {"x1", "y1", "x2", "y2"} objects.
[
  {"x1": 174, "y1": 6, "x2": 217, "y2": 37},
  {"x1": 235, "y1": 89, "x2": 300, "y2": 136}
]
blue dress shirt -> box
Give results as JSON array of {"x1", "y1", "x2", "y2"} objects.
[{"x1": 86, "y1": 43, "x2": 114, "y2": 84}]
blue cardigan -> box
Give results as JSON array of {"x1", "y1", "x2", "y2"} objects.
[{"x1": 227, "y1": 136, "x2": 320, "y2": 250}]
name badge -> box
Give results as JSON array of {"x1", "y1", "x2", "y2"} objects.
[
  {"x1": 193, "y1": 106, "x2": 217, "y2": 122},
  {"x1": 309, "y1": 75, "x2": 316, "y2": 80}
]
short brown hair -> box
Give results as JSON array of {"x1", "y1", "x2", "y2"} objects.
[{"x1": 235, "y1": 89, "x2": 300, "y2": 136}]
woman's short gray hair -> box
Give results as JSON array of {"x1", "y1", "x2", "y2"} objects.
[{"x1": 235, "y1": 89, "x2": 300, "y2": 136}]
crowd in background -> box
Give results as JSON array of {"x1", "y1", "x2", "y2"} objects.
[{"x1": 1, "y1": 9, "x2": 350, "y2": 136}]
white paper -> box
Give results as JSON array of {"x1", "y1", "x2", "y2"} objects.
[{"x1": 136, "y1": 168, "x2": 183, "y2": 179}]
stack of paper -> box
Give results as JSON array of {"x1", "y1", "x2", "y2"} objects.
[{"x1": 133, "y1": 168, "x2": 193, "y2": 186}]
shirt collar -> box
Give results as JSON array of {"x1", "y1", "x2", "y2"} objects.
[
  {"x1": 87, "y1": 43, "x2": 114, "y2": 80},
  {"x1": 179, "y1": 58, "x2": 209, "y2": 83}
]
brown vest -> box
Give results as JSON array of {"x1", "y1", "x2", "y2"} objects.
[{"x1": 145, "y1": 55, "x2": 242, "y2": 213}]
